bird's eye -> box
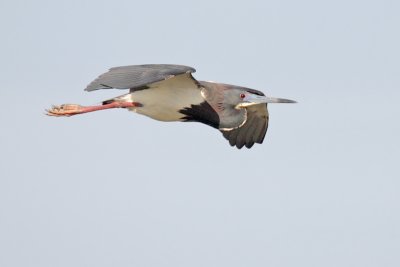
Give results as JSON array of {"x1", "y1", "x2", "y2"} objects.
[{"x1": 240, "y1": 93, "x2": 246, "y2": 99}]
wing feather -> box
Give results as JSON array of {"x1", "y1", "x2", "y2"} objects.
[
  {"x1": 85, "y1": 64, "x2": 196, "y2": 91},
  {"x1": 221, "y1": 104, "x2": 269, "y2": 149}
]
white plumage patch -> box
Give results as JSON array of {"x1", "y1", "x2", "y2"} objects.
[{"x1": 125, "y1": 74, "x2": 204, "y2": 122}]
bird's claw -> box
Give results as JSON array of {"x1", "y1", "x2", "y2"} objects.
[{"x1": 46, "y1": 104, "x2": 83, "y2": 117}]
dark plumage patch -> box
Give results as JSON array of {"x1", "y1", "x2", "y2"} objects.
[
  {"x1": 129, "y1": 85, "x2": 150, "y2": 92},
  {"x1": 179, "y1": 101, "x2": 220, "y2": 129},
  {"x1": 99, "y1": 84, "x2": 113, "y2": 89},
  {"x1": 102, "y1": 99, "x2": 114, "y2": 105},
  {"x1": 246, "y1": 88, "x2": 265, "y2": 96}
]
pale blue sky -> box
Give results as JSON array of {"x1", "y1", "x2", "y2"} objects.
[{"x1": 1, "y1": 0, "x2": 399, "y2": 266}]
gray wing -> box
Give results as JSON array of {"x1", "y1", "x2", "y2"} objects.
[
  {"x1": 85, "y1": 64, "x2": 196, "y2": 91},
  {"x1": 221, "y1": 104, "x2": 269, "y2": 149}
]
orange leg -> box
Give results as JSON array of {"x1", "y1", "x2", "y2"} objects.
[{"x1": 46, "y1": 101, "x2": 141, "y2": 117}]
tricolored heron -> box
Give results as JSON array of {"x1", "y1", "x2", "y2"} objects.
[{"x1": 46, "y1": 64, "x2": 296, "y2": 149}]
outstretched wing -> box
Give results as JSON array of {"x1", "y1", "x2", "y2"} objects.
[
  {"x1": 221, "y1": 104, "x2": 269, "y2": 149},
  {"x1": 85, "y1": 64, "x2": 196, "y2": 91}
]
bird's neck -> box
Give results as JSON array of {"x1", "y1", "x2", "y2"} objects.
[{"x1": 199, "y1": 81, "x2": 247, "y2": 130}]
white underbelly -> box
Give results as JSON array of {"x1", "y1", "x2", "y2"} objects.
[{"x1": 125, "y1": 74, "x2": 205, "y2": 121}]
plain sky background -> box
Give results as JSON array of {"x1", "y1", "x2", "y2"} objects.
[{"x1": 1, "y1": 0, "x2": 399, "y2": 266}]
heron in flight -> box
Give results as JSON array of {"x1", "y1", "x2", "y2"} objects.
[{"x1": 47, "y1": 64, "x2": 295, "y2": 149}]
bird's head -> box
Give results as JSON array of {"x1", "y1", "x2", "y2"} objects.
[{"x1": 223, "y1": 86, "x2": 296, "y2": 109}]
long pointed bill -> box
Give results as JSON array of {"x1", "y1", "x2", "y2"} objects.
[
  {"x1": 237, "y1": 94, "x2": 296, "y2": 108},
  {"x1": 261, "y1": 96, "x2": 297, "y2": 103}
]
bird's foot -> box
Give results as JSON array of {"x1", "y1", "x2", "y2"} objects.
[{"x1": 46, "y1": 104, "x2": 84, "y2": 117}]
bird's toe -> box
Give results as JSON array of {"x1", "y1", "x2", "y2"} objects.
[{"x1": 45, "y1": 104, "x2": 83, "y2": 117}]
